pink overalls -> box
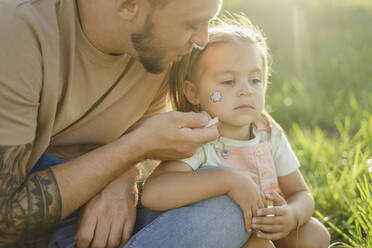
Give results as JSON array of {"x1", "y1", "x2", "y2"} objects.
[{"x1": 215, "y1": 119, "x2": 279, "y2": 193}]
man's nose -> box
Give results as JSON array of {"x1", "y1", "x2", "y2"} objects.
[{"x1": 190, "y1": 23, "x2": 209, "y2": 48}]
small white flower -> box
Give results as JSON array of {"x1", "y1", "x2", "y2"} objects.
[{"x1": 210, "y1": 91, "x2": 222, "y2": 103}]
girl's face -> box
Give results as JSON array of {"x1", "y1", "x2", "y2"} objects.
[{"x1": 189, "y1": 41, "x2": 265, "y2": 138}]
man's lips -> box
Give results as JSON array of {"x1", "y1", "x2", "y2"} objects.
[
  {"x1": 173, "y1": 52, "x2": 190, "y2": 62},
  {"x1": 234, "y1": 104, "x2": 255, "y2": 110},
  {"x1": 172, "y1": 48, "x2": 193, "y2": 62},
  {"x1": 173, "y1": 55, "x2": 184, "y2": 62}
]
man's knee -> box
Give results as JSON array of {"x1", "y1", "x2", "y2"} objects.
[
  {"x1": 196, "y1": 195, "x2": 244, "y2": 225},
  {"x1": 192, "y1": 195, "x2": 251, "y2": 246},
  {"x1": 127, "y1": 195, "x2": 251, "y2": 248}
]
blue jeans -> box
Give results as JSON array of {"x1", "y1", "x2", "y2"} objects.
[{"x1": 34, "y1": 155, "x2": 251, "y2": 248}]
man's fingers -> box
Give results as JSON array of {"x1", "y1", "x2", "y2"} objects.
[
  {"x1": 106, "y1": 219, "x2": 124, "y2": 248},
  {"x1": 182, "y1": 126, "x2": 219, "y2": 145},
  {"x1": 179, "y1": 112, "x2": 210, "y2": 128},
  {"x1": 90, "y1": 218, "x2": 111, "y2": 248},
  {"x1": 120, "y1": 220, "x2": 135, "y2": 246},
  {"x1": 75, "y1": 216, "x2": 97, "y2": 248},
  {"x1": 204, "y1": 116, "x2": 219, "y2": 128}
]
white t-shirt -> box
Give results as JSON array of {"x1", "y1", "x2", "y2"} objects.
[{"x1": 182, "y1": 126, "x2": 300, "y2": 177}]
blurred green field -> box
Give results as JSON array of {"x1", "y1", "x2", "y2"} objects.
[{"x1": 222, "y1": 0, "x2": 372, "y2": 247}]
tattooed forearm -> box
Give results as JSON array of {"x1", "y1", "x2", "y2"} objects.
[{"x1": 0, "y1": 144, "x2": 62, "y2": 246}]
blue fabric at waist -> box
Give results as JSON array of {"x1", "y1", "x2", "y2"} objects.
[{"x1": 31, "y1": 154, "x2": 70, "y2": 173}]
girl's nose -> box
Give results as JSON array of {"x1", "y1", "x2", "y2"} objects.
[{"x1": 238, "y1": 81, "x2": 253, "y2": 96}]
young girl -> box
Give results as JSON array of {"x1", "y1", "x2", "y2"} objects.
[{"x1": 141, "y1": 15, "x2": 330, "y2": 248}]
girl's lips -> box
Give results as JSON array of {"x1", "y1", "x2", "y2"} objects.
[{"x1": 234, "y1": 104, "x2": 255, "y2": 110}]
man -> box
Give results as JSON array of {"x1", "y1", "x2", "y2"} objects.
[{"x1": 0, "y1": 0, "x2": 222, "y2": 247}]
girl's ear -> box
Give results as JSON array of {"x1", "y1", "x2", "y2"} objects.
[
  {"x1": 115, "y1": 0, "x2": 140, "y2": 21},
  {"x1": 183, "y1": 80, "x2": 200, "y2": 105}
]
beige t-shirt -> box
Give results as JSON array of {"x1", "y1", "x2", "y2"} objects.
[{"x1": 0, "y1": 0, "x2": 169, "y2": 171}]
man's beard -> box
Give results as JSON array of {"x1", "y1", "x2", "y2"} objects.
[{"x1": 131, "y1": 17, "x2": 167, "y2": 74}]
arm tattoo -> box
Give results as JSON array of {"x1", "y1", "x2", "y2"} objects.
[{"x1": 0, "y1": 144, "x2": 62, "y2": 246}]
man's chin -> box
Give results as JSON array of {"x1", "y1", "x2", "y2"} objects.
[
  {"x1": 144, "y1": 66, "x2": 165, "y2": 74},
  {"x1": 140, "y1": 58, "x2": 168, "y2": 74}
]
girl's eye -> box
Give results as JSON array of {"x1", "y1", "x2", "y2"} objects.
[
  {"x1": 252, "y1": 79, "x2": 262, "y2": 84},
  {"x1": 221, "y1": 80, "x2": 235, "y2": 85}
]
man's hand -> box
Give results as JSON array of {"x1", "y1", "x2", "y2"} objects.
[
  {"x1": 136, "y1": 111, "x2": 219, "y2": 161},
  {"x1": 75, "y1": 169, "x2": 138, "y2": 248},
  {"x1": 252, "y1": 192, "x2": 297, "y2": 240}
]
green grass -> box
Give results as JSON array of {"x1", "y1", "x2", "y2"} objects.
[
  {"x1": 222, "y1": 0, "x2": 372, "y2": 246},
  {"x1": 288, "y1": 115, "x2": 372, "y2": 247}
]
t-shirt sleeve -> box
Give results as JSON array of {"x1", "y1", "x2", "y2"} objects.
[
  {"x1": 271, "y1": 128, "x2": 300, "y2": 176},
  {"x1": 181, "y1": 146, "x2": 206, "y2": 171},
  {"x1": 0, "y1": 4, "x2": 42, "y2": 145}
]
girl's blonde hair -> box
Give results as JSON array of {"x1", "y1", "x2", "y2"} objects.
[{"x1": 169, "y1": 13, "x2": 281, "y2": 130}]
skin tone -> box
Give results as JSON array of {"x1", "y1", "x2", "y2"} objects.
[
  {"x1": 143, "y1": 41, "x2": 329, "y2": 247},
  {"x1": 0, "y1": 0, "x2": 222, "y2": 247}
]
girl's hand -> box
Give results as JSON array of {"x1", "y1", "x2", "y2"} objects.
[
  {"x1": 251, "y1": 192, "x2": 297, "y2": 240},
  {"x1": 227, "y1": 170, "x2": 267, "y2": 232}
]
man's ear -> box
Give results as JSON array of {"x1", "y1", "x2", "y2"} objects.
[
  {"x1": 183, "y1": 80, "x2": 200, "y2": 105},
  {"x1": 115, "y1": 0, "x2": 140, "y2": 21}
]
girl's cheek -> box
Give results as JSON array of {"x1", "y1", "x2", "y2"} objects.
[
  {"x1": 200, "y1": 97, "x2": 222, "y2": 116},
  {"x1": 258, "y1": 96, "x2": 265, "y2": 112}
]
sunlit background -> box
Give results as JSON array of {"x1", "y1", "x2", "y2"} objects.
[{"x1": 222, "y1": 0, "x2": 372, "y2": 246}]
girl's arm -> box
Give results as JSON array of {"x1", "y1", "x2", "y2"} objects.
[
  {"x1": 141, "y1": 161, "x2": 233, "y2": 211},
  {"x1": 278, "y1": 169, "x2": 314, "y2": 227},
  {"x1": 141, "y1": 161, "x2": 266, "y2": 231}
]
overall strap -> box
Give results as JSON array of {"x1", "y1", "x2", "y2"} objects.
[{"x1": 252, "y1": 116, "x2": 272, "y2": 144}]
